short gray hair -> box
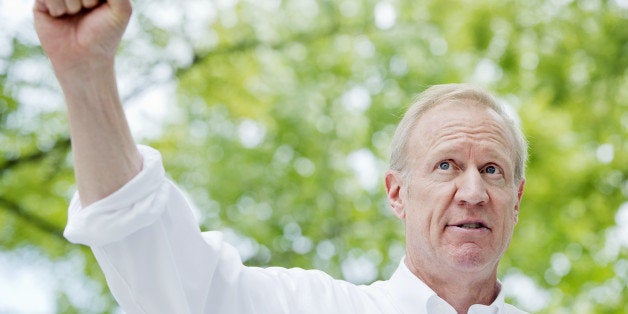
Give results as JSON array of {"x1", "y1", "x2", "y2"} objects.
[{"x1": 389, "y1": 83, "x2": 528, "y2": 181}]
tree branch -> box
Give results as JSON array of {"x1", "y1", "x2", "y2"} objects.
[
  {"x1": 0, "y1": 139, "x2": 69, "y2": 241},
  {"x1": 0, "y1": 138, "x2": 71, "y2": 175},
  {"x1": 0, "y1": 196, "x2": 65, "y2": 240},
  {"x1": 176, "y1": 19, "x2": 373, "y2": 77}
]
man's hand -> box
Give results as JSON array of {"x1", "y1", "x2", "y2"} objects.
[{"x1": 33, "y1": 0, "x2": 132, "y2": 74}]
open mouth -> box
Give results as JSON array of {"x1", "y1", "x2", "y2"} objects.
[
  {"x1": 458, "y1": 223, "x2": 486, "y2": 229},
  {"x1": 449, "y1": 222, "x2": 490, "y2": 230}
]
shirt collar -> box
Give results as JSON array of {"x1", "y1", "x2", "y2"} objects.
[{"x1": 386, "y1": 258, "x2": 506, "y2": 314}]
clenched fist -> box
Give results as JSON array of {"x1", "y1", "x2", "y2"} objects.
[{"x1": 33, "y1": 0, "x2": 132, "y2": 74}]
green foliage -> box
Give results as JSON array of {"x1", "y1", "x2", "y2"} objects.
[{"x1": 1, "y1": 0, "x2": 627, "y2": 312}]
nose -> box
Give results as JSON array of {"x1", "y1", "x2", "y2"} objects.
[{"x1": 454, "y1": 168, "x2": 489, "y2": 206}]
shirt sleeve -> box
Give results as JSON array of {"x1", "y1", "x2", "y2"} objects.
[
  {"x1": 62, "y1": 145, "x2": 387, "y2": 314},
  {"x1": 64, "y1": 145, "x2": 220, "y2": 313}
]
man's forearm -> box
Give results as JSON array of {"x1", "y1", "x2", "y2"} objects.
[
  {"x1": 34, "y1": 0, "x2": 137, "y2": 207},
  {"x1": 59, "y1": 63, "x2": 141, "y2": 207}
]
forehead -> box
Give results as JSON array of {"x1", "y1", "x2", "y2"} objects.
[{"x1": 410, "y1": 100, "x2": 516, "y2": 161}]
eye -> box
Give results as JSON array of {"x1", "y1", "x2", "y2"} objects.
[
  {"x1": 483, "y1": 164, "x2": 501, "y2": 175},
  {"x1": 438, "y1": 161, "x2": 451, "y2": 170}
]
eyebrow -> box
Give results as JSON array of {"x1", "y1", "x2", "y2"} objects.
[{"x1": 427, "y1": 142, "x2": 514, "y2": 167}]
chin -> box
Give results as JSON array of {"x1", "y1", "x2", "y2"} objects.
[
  {"x1": 453, "y1": 254, "x2": 488, "y2": 270},
  {"x1": 450, "y1": 247, "x2": 495, "y2": 272}
]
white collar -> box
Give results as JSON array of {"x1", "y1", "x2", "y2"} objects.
[{"x1": 385, "y1": 258, "x2": 506, "y2": 314}]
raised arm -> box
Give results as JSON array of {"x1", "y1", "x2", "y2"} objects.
[{"x1": 34, "y1": 0, "x2": 141, "y2": 206}]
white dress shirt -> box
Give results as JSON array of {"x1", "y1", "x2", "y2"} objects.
[{"x1": 64, "y1": 146, "x2": 527, "y2": 314}]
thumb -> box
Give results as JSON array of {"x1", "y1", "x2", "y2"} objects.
[{"x1": 105, "y1": 0, "x2": 133, "y2": 21}]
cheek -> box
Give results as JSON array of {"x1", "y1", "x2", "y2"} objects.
[
  {"x1": 409, "y1": 175, "x2": 453, "y2": 199},
  {"x1": 403, "y1": 210, "x2": 434, "y2": 252},
  {"x1": 405, "y1": 181, "x2": 454, "y2": 227},
  {"x1": 492, "y1": 192, "x2": 519, "y2": 229}
]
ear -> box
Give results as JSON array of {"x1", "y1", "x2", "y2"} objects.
[
  {"x1": 385, "y1": 170, "x2": 406, "y2": 220},
  {"x1": 513, "y1": 178, "x2": 525, "y2": 223}
]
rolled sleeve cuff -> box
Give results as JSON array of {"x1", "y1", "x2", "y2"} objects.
[{"x1": 64, "y1": 145, "x2": 170, "y2": 247}]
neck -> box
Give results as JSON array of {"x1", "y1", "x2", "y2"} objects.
[{"x1": 404, "y1": 256, "x2": 500, "y2": 313}]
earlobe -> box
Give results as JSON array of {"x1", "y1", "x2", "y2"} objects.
[{"x1": 385, "y1": 170, "x2": 406, "y2": 219}]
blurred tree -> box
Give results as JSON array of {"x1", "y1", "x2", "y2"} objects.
[{"x1": 1, "y1": 0, "x2": 626, "y2": 312}]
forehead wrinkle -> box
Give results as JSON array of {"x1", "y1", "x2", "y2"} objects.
[{"x1": 425, "y1": 121, "x2": 512, "y2": 152}]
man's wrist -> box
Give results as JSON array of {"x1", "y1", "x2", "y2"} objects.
[
  {"x1": 55, "y1": 61, "x2": 116, "y2": 92},
  {"x1": 52, "y1": 55, "x2": 116, "y2": 83}
]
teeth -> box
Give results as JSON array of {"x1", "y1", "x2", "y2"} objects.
[{"x1": 460, "y1": 223, "x2": 482, "y2": 229}]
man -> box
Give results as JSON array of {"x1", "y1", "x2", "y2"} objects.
[{"x1": 34, "y1": 0, "x2": 527, "y2": 313}]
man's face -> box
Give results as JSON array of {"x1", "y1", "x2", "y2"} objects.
[{"x1": 386, "y1": 101, "x2": 525, "y2": 279}]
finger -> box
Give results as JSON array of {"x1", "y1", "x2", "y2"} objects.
[
  {"x1": 41, "y1": 0, "x2": 69, "y2": 17},
  {"x1": 81, "y1": 0, "x2": 99, "y2": 9},
  {"x1": 33, "y1": 0, "x2": 48, "y2": 13},
  {"x1": 64, "y1": 0, "x2": 83, "y2": 14}
]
